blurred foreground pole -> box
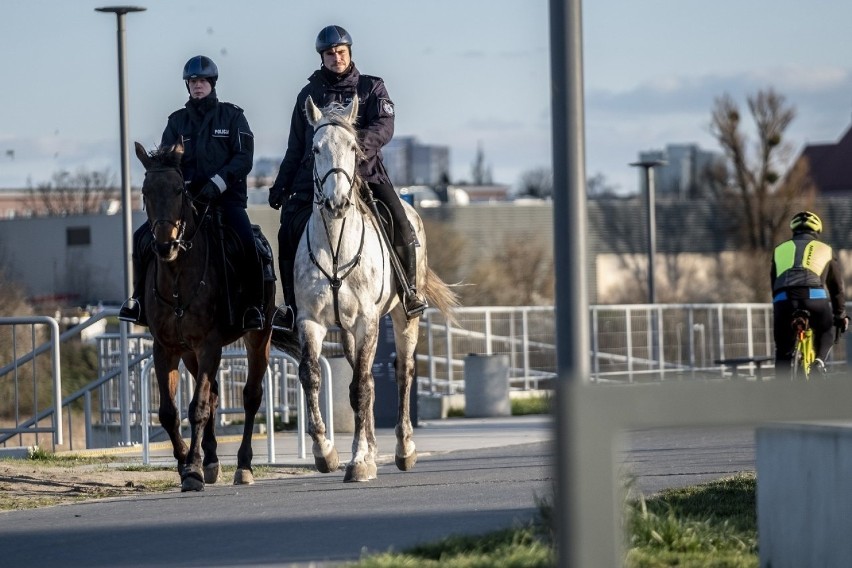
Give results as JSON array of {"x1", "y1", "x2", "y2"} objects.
[
  {"x1": 549, "y1": 0, "x2": 590, "y2": 565},
  {"x1": 96, "y1": 5, "x2": 146, "y2": 445}
]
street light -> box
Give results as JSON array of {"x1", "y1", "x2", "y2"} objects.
[
  {"x1": 630, "y1": 159, "x2": 666, "y2": 304},
  {"x1": 96, "y1": 5, "x2": 146, "y2": 446}
]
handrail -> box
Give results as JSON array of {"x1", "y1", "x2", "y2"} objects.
[{"x1": 0, "y1": 316, "x2": 63, "y2": 445}]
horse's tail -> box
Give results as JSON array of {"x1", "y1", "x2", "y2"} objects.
[
  {"x1": 423, "y1": 267, "x2": 461, "y2": 328},
  {"x1": 271, "y1": 328, "x2": 301, "y2": 358}
]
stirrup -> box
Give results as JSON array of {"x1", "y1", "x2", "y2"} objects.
[
  {"x1": 242, "y1": 307, "x2": 265, "y2": 332},
  {"x1": 118, "y1": 298, "x2": 141, "y2": 323},
  {"x1": 271, "y1": 305, "x2": 296, "y2": 332},
  {"x1": 403, "y1": 291, "x2": 428, "y2": 318}
]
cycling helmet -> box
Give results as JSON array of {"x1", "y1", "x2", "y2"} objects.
[
  {"x1": 790, "y1": 211, "x2": 822, "y2": 234},
  {"x1": 182, "y1": 55, "x2": 218, "y2": 87},
  {"x1": 315, "y1": 25, "x2": 352, "y2": 53}
]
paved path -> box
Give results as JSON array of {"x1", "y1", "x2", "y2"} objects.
[{"x1": 0, "y1": 415, "x2": 758, "y2": 567}]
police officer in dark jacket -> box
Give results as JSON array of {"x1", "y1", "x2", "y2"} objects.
[
  {"x1": 771, "y1": 211, "x2": 848, "y2": 374},
  {"x1": 119, "y1": 55, "x2": 265, "y2": 332},
  {"x1": 268, "y1": 25, "x2": 428, "y2": 331}
]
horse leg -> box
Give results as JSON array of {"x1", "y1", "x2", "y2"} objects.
[
  {"x1": 299, "y1": 321, "x2": 339, "y2": 473},
  {"x1": 182, "y1": 354, "x2": 221, "y2": 485},
  {"x1": 153, "y1": 345, "x2": 188, "y2": 480},
  {"x1": 344, "y1": 320, "x2": 380, "y2": 482},
  {"x1": 233, "y1": 329, "x2": 272, "y2": 485},
  {"x1": 391, "y1": 310, "x2": 419, "y2": 471},
  {"x1": 180, "y1": 347, "x2": 222, "y2": 492}
]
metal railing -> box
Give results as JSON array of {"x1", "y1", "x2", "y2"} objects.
[
  {"x1": 0, "y1": 311, "x2": 332, "y2": 458},
  {"x1": 5, "y1": 303, "x2": 843, "y2": 452},
  {"x1": 0, "y1": 316, "x2": 63, "y2": 447}
]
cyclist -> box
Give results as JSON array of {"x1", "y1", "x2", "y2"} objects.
[{"x1": 771, "y1": 211, "x2": 849, "y2": 374}]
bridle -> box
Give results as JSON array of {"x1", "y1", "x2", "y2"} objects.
[
  {"x1": 143, "y1": 163, "x2": 213, "y2": 345},
  {"x1": 143, "y1": 165, "x2": 206, "y2": 258},
  {"x1": 307, "y1": 120, "x2": 368, "y2": 326},
  {"x1": 311, "y1": 121, "x2": 356, "y2": 212}
]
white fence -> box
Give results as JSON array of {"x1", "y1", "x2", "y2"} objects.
[{"x1": 3, "y1": 303, "x2": 847, "y2": 451}]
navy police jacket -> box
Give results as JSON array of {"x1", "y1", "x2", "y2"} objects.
[
  {"x1": 271, "y1": 63, "x2": 395, "y2": 200},
  {"x1": 161, "y1": 95, "x2": 254, "y2": 208}
]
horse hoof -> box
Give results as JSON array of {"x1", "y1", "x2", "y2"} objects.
[
  {"x1": 203, "y1": 462, "x2": 221, "y2": 484},
  {"x1": 343, "y1": 461, "x2": 377, "y2": 482},
  {"x1": 395, "y1": 452, "x2": 417, "y2": 471},
  {"x1": 180, "y1": 473, "x2": 205, "y2": 492},
  {"x1": 233, "y1": 468, "x2": 255, "y2": 485},
  {"x1": 314, "y1": 447, "x2": 340, "y2": 473}
]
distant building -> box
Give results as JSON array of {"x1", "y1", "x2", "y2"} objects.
[
  {"x1": 794, "y1": 125, "x2": 852, "y2": 196},
  {"x1": 637, "y1": 144, "x2": 724, "y2": 199},
  {"x1": 383, "y1": 136, "x2": 450, "y2": 186}
]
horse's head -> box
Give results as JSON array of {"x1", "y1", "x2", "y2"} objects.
[
  {"x1": 134, "y1": 140, "x2": 192, "y2": 262},
  {"x1": 306, "y1": 95, "x2": 363, "y2": 219}
]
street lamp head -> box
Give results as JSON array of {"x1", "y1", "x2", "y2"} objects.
[
  {"x1": 95, "y1": 6, "x2": 146, "y2": 14},
  {"x1": 629, "y1": 159, "x2": 667, "y2": 169}
]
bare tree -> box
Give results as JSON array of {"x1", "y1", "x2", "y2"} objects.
[
  {"x1": 708, "y1": 89, "x2": 815, "y2": 254},
  {"x1": 470, "y1": 142, "x2": 492, "y2": 185},
  {"x1": 517, "y1": 167, "x2": 553, "y2": 199},
  {"x1": 460, "y1": 237, "x2": 554, "y2": 306},
  {"x1": 24, "y1": 167, "x2": 118, "y2": 217}
]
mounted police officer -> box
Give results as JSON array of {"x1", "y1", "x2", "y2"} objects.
[
  {"x1": 119, "y1": 55, "x2": 266, "y2": 332},
  {"x1": 268, "y1": 24, "x2": 428, "y2": 331},
  {"x1": 771, "y1": 211, "x2": 848, "y2": 374}
]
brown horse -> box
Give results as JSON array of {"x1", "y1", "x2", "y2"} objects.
[{"x1": 134, "y1": 141, "x2": 275, "y2": 492}]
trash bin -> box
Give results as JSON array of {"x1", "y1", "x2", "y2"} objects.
[
  {"x1": 320, "y1": 356, "x2": 354, "y2": 433},
  {"x1": 372, "y1": 315, "x2": 418, "y2": 428},
  {"x1": 464, "y1": 353, "x2": 511, "y2": 418}
]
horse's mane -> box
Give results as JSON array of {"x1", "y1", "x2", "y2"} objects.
[
  {"x1": 146, "y1": 144, "x2": 182, "y2": 168},
  {"x1": 316, "y1": 102, "x2": 366, "y2": 161}
]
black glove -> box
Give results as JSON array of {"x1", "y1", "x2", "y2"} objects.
[
  {"x1": 835, "y1": 315, "x2": 849, "y2": 333},
  {"x1": 199, "y1": 181, "x2": 221, "y2": 202},
  {"x1": 269, "y1": 186, "x2": 286, "y2": 210}
]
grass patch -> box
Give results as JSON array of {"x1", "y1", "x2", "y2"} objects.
[
  {"x1": 18, "y1": 448, "x2": 120, "y2": 467},
  {"x1": 349, "y1": 473, "x2": 758, "y2": 567},
  {"x1": 349, "y1": 526, "x2": 554, "y2": 567},
  {"x1": 511, "y1": 395, "x2": 551, "y2": 416},
  {"x1": 625, "y1": 472, "x2": 757, "y2": 567}
]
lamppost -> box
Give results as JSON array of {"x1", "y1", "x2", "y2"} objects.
[
  {"x1": 630, "y1": 159, "x2": 666, "y2": 304},
  {"x1": 96, "y1": 5, "x2": 146, "y2": 445}
]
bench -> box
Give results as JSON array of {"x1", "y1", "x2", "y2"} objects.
[{"x1": 714, "y1": 356, "x2": 774, "y2": 379}]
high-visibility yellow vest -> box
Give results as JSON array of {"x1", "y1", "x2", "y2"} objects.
[{"x1": 773, "y1": 239, "x2": 832, "y2": 291}]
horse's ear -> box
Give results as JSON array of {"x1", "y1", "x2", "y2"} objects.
[
  {"x1": 173, "y1": 137, "x2": 185, "y2": 158},
  {"x1": 134, "y1": 142, "x2": 151, "y2": 169},
  {"x1": 305, "y1": 95, "x2": 322, "y2": 126},
  {"x1": 344, "y1": 96, "x2": 358, "y2": 125}
]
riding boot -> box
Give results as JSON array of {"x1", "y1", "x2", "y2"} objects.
[
  {"x1": 272, "y1": 259, "x2": 297, "y2": 332},
  {"x1": 119, "y1": 252, "x2": 148, "y2": 326},
  {"x1": 399, "y1": 240, "x2": 428, "y2": 318},
  {"x1": 241, "y1": 253, "x2": 265, "y2": 332}
]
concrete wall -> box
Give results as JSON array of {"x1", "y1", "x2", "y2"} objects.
[{"x1": 757, "y1": 423, "x2": 852, "y2": 567}]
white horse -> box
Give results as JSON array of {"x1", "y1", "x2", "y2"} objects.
[{"x1": 277, "y1": 95, "x2": 458, "y2": 482}]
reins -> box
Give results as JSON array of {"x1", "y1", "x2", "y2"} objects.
[
  {"x1": 307, "y1": 120, "x2": 373, "y2": 326},
  {"x1": 143, "y1": 163, "x2": 215, "y2": 348}
]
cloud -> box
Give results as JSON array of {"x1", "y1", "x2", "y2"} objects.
[{"x1": 588, "y1": 66, "x2": 852, "y2": 119}]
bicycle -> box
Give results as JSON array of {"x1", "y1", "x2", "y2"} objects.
[{"x1": 790, "y1": 309, "x2": 815, "y2": 380}]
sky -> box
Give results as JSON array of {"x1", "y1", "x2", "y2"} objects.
[{"x1": 3, "y1": 1, "x2": 852, "y2": 195}]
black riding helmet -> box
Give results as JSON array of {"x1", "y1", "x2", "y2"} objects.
[
  {"x1": 183, "y1": 55, "x2": 218, "y2": 89},
  {"x1": 315, "y1": 25, "x2": 352, "y2": 53}
]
